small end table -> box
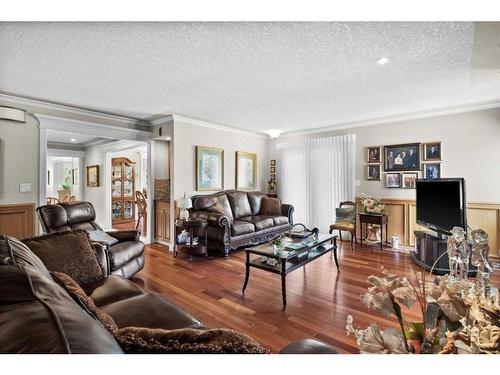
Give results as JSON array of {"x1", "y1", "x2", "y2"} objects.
[
  {"x1": 359, "y1": 213, "x2": 388, "y2": 251},
  {"x1": 174, "y1": 219, "x2": 208, "y2": 262}
]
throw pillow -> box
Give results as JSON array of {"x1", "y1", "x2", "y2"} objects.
[
  {"x1": 52, "y1": 271, "x2": 270, "y2": 354},
  {"x1": 23, "y1": 230, "x2": 103, "y2": 285},
  {"x1": 260, "y1": 197, "x2": 282, "y2": 216},
  {"x1": 335, "y1": 207, "x2": 355, "y2": 223}
]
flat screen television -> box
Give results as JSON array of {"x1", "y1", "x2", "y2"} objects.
[{"x1": 416, "y1": 178, "x2": 466, "y2": 236}]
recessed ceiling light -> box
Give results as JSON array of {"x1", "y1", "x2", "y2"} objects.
[
  {"x1": 70, "y1": 138, "x2": 77, "y2": 142},
  {"x1": 376, "y1": 57, "x2": 390, "y2": 65},
  {"x1": 265, "y1": 129, "x2": 283, "y2": 139}
]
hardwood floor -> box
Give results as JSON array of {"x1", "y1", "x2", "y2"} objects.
[{"x1": 133, "y1": 241, "x2": 500, "y2": 353}]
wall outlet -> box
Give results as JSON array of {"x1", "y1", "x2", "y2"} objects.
[{"x1": 19, "y1": 183, "x2": 32, "y2": 193}]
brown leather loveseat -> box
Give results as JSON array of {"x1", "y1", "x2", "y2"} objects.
[
  {"x1": 37, "y1": 201, "x2": 144, "y2": 278},
  {"x1": 190, "y1": 190, "x2": 294, "y2": 256},
  {"x1": 0, "y1": 234, "x2": 336, "y2": 354}
]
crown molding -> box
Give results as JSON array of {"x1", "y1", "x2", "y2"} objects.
[
  {"x1": 0, "y1": 92, "x2": 148, "y2": 127},
  {"x1": 150, "y1": 115, "x2": 174, "y2": 126},
  {"x1": 171, "y1": 114, "x2": 269, "y2": 139},
  {"x1": 282, "y1": 99, "x2": 500, "y2": 137}
]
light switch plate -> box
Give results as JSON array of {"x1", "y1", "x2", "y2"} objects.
[{"x1": 19, "y1": 183, "x2": 32, "y2": 192}]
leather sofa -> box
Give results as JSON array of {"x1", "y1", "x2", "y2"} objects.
[
  {"x1": 190, "y1": 190, "x2": 294, "y2": 256},
  {"x1": 36, "y1": 201, "x2": 144, "y2": 279},
  {"x1": 0, "y1": 234, "x2": 337, "y2": 354}
]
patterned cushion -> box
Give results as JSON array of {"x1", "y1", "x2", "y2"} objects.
[
  {"x1": 330, "y1": 222, "x2": 355, "y2": 231},
  {"x1": 335, "y1": 207, "x2": 355, "y2": 224}
]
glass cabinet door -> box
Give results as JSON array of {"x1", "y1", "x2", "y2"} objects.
[
  {"x1": 123, "y1": 180, "x2": 133, "y2": 197},
  {"x1": 124, "y1": 201, "x2": 134, "y2": 219},
  {"x1": 124, "y1": 165, "x2": 133, "y2": 180},
  {"x1": 112, "y1": 201, "x2": 123, "y2": 220},
  {"x1": 112, "y1": 180, "x2": 122, "y2": 197},
  {"x1": 112, "y1": 165, "x2": 122, "y2": 179}
]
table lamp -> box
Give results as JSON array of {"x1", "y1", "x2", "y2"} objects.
[{"x1": 178, "y1": 193, "x2": 192, "y2": 222}]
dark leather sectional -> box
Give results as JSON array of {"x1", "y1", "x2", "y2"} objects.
[
  {"x1": 190, "y1": 190, "x2": 294, "y2": 256},
  {"x1": 0, "y1": 234, "x2": 336, "y2": 354},
  {"x1": 37, "y1": 201, "x2": 144, "y2": 278}
]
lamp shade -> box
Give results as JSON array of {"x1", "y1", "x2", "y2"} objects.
[{"x1": 178, "y1": 195, "x2": 192, "y2": 209}]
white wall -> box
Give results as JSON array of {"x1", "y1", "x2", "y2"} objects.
[
  {"x1": 83, "y1": 144, "x2": 106, "y2": 224},
  {"x1": 154, "y1": 140, "x2": 169, "y2": 179},
  {"x1": 0, "y1": 114, "x2": 39, "y2": 204},
  {"x1": 268, "y1": 107, "x2": 500, "y2": 203},
  {"x1": 172, "y1": 118, "x2": 269, "y2": 201}
]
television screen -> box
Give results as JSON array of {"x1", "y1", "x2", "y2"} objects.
[{"x1": 416, "y1": 178, "x2": 466, "y2": 235}]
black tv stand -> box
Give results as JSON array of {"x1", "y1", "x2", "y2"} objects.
[{"x1": 411, "y1": 231, "x2": 476, "y2": 276}]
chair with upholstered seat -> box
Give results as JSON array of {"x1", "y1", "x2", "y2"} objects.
[{"x1": 329, "y1": 201, "x2": 357, "y2": 248}]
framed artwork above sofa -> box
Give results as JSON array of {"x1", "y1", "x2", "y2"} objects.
[
  {"x1": 196, "y1": 146, "x2": 224, "y2": 191},
  {"x1": 236, "y1": 151, "x2": 257, "y2": 190}
]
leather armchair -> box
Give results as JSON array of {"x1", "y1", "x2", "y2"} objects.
[{"x1": 36, "y1": 201, "x2": 145, "y2": 279}]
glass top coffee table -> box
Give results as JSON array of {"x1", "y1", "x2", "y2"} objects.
[{"x1": 242, "y1": 233, "x2": 338, "y2": 310}]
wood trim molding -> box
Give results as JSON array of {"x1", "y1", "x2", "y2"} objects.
[
  {"x1": 0, "y1": 203, "x2": 36, "y2": 239},
  {"x1": 355, "y1": 197, "x2": 500, "y2": 258}
]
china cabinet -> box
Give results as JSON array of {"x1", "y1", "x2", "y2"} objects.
[{"x1": 111, "y1": 157, "x2": 136, "y2": 224}]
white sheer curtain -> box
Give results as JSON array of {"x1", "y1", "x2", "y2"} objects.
[{"x1": 276, "y1": 134, "x2": 356, "y2": 233}]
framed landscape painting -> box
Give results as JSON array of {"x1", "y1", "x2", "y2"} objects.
[
  {"x1": 236, "y1": 151, "x2": 257, "y2": 190},
  {"x1": 196, "y1": 146, "x2": 224, "y2": 191},
  {"x1": 384, "y1": 143, "x2": 420, "y2": 171}
]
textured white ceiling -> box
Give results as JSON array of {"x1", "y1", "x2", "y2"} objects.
[{"x1": 1, "y1": 22, "x2": 500, "y2": 133}]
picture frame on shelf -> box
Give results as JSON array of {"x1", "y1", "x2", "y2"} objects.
[
  {"x1": 383, "y1": 143, "x2": 420, "y2": 171},
  {"x1": 366, "y1": 165, "x2": 381, "y2": 181},
  {"x1": 385, "y1": 173, "x2": 401, "y2": 188},
  {"x1": 86, "y1": 165, "x2": 100, "y2": 187},
  {"x1": 196, "y1": 146, "x2": 224, "y2": 191},
  {"x1": 423, "y1": 141, "x2": 442, "y2": 161},
  {"x1": 402, "y1": 172, "x2": 419, "y2": 189},
  {"x1": 236, "y1": 151, "x2": 257, "y2": 190},
  {"x1": 366, "y1": 146, "x2": 382, "y2": 163},
  {"x1": 423, "y1": 163, "x2": 441, "y2": 179}
]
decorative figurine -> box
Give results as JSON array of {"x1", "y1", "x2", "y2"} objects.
[
  {"x1": 470, "y1": 229, "x2": 493, "y2": 294},
  {"x1": 447, "y1": 227, "x2": 468, "y2": 280}
]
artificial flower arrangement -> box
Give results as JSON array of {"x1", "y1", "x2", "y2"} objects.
[
  {"x1": 346, "y1": 227, "x2": 499, "y2": 354},
  {"x1": 360, "y1": 193, "x2": 387, "y2": 215}
]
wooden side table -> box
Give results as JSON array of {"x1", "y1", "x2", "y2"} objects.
[
  {"x1": 174, "y1": 219, "x2": 208, "y2": 262},
  {"x1": 359, "y1": 213, "x2": 388, "y2": 251}
]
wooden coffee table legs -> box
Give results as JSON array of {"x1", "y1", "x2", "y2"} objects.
[
  {"x1": 242, "y1": 251, "x2": 250, "y2": 295},
  {"x1": 281, "y1": 261, "x2": 287, "y2": 310},
  {"x1": 331, "y1": 236, "x2": 339, "y2": 272}
]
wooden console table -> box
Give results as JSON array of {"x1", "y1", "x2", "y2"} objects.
[{"x1": 359, "y1": 213, "x2": 388, "y2": 250}]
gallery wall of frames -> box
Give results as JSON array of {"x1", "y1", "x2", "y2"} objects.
[{"x1": 365, "y1": 141, "x2": 442, "y2": 189}]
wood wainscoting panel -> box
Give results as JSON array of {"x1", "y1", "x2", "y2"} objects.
[
  {"x1": 0, "y1": 203, "x2": 36, "y2": 239},
  {"x1": 355, "y1": 197, "x2": 500, "y2": 257}
]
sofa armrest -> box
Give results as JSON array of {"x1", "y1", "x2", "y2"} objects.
[
  {"x1": 92, "y1": 242, "x2": 110, "y2": 276},
  {"x1": 279, "y1": 339, "x2": 338, "y2": 354},
  {"x1": 281, "y1": 204, "x2": 294, "y2": 224},
  {"x1": 190, "y1": 210, "x2": 231, "y2": 228},
  {"x1": 105, "y1": 230, "x2": 140, "y2": 242}
]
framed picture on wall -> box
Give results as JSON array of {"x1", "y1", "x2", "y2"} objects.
[
  {"x1": 385, "y1": 173, "x2": 401, "y2": 188},
  {"x1": 366, "y1": 146, "x2": 381, "y2": 163},
  {"x1": 423, "y1": 163, "x2": 441, "y2": 179},
  {"x1": 423, "y1": 141, "x2": 442, "y2": 161},
  {"x1": 236, "y1": 151, "x2": 257, "y2": 190},
  {"x1": 384, "y1": 143, "x2": 420, "y2": 171},
  {"x1": 270, "y1": 173, "x2": 276, "y2": 181},
  {"x1": 196, "y1": 146, "x2": 224, "y2": 191},
  {"x1": 366, "y1": 165, "x2": 381, "y2": 180},
  {"x1": 270, "y1": 159, "x2": 276, "y2": 166},
  {"x1": 402, "y1": 172, "x2": 418, "y2": 189},
  {"x1": 270, "y1": 166, "x2": 276, "y2": 173},
  {"x1": 86, "y1": 165, "x2": 100, "y2": 187}
]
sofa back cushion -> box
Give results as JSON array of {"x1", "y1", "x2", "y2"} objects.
[
  {"x1": 0, "y1": 264, "x2": 123, "y2": 353},
  {"x1": 0, "y1": 234, "x2": 51, "y2": 279},
  {"x1": 226, "y1": 191, "x2": 252, "y2": 219},
  {"x1": 22, "y1": 230, "x2": 104, "y2": 285},
  {"x1": 37, "y1": 201, "x2": 101, "y2": 233},
  {"x1": 247, "y1": 192, "x2": 267, "y2": 215}
]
